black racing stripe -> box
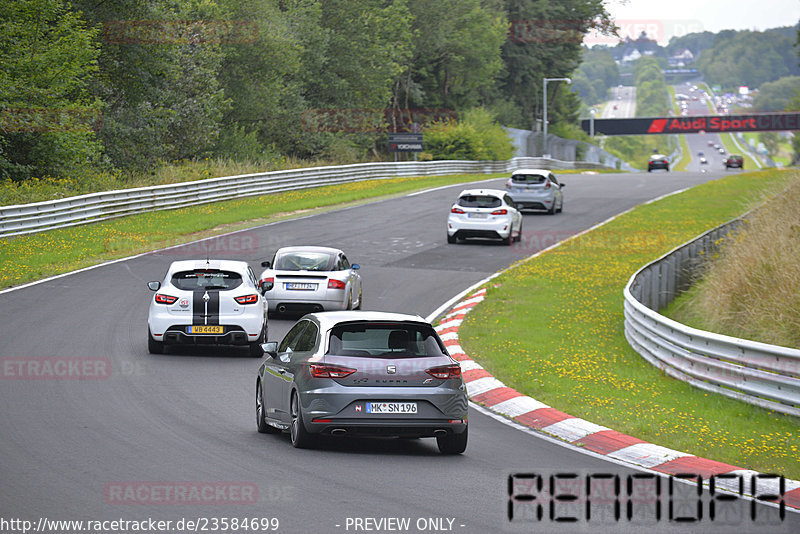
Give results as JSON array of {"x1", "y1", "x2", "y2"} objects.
[
  {"x1": 193, "y1": 290, "x2": 205, "y2": 325},
  {"x1": 206, "y1": 291, "x2": 220, "y2": 325}
]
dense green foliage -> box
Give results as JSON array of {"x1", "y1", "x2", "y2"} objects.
[
  {"x1": 752, "y1": 76, "x2": 800, "y2": 112},
  {"x1": 0, "y1": 0, "x2": 612, "y2": 188},
  {"x1": 571, "y1": 47, "x2": 619, "y2": 105},
  {"x1": 422, "y1": 108, "x2": 514, "y2": 161},
  {"x1": 695, "y1": 28, "x2": 800, "y2": 90}
]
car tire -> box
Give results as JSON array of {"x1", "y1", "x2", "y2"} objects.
[
  {"x1": 514, "y1": 221, "x2": 523, "y2": 243},
  {"x1": 290, "y1": 392, "x2": 315, "y2": 449},
  {"x1": 437, "y1": 425, "x2": 468, "y2": 454},
  {"x1": 256, "y1": 380, "x2": 279, "y2": 434},
  {"x1": 147, "y1": 329, "x2": 165, "y2": 354},
  {"x1": 557, "y1": 198, "x2": 563, "y2": 213},
  {"x1": 547, "y1": 202, "x2": 556, "y2": 215},
  {"x1": 354, "y1": 287, "x2": 362, "y2": 310},
  {"x1": 648, "y1": 168, "x2": 652, "y2": 172},
  {"x1": 447, "y1": 233, "x2": 457, "y2": 244},
  {"x1": 249, "y1": 322, "x2": 266, "y2": 358}
]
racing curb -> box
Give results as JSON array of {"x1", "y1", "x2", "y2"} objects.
[{"x1": 434, "y1": 287, "x2": 800, "y2": 510}]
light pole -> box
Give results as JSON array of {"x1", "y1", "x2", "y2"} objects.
[
  {"x1": 589, "y1": 108, "x2": 596, "y2": 138},
  {"x1": 542, "y1": 77, "x2": 571, "y2": 157}
]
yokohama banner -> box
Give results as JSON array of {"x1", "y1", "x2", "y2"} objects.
[{"x1": 581, "y1": 113, "x2": 800, "y2": 136}]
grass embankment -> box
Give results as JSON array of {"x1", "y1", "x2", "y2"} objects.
[
  {"x1": 458, "y1": 169, "x2": 800, "y2": 479},
  {"x1": 0, "y1": 173, "x2": 507, "y2": 289},
  {"x1": 665, "y1": 177, "x2": 800, "y2": 347}
]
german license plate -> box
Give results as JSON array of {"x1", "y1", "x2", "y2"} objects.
[
  {"x1": 285, "y1": 282, "x2": 317, "y2": 290},
  {"x1": 366, "y1": 402, "x2": 417, "y2": 414},
  {"x1": 187, "y1": 325, "x2": 223, "y2": 334},
  {"x1": 467, "y1": 213, "x2": 488, "y2": 219}
]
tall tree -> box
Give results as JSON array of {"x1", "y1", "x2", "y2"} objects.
[
  {"x1": 0, "y1": 0, "x2": 103, "y2": 180},
  {"x1": 74, "y1": 0, "x2": 229, "y2": 169}
]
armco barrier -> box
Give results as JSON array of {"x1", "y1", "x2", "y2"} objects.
[
  {"x1": 623, "y1": 218, "x2": 800, "y2": 417},
  {"x1": 0, "y1": 157, "x2": 609, "y2": 238}
]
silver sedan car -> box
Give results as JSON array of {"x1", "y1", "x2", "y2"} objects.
[
  {"x1": 504, "y1": 168, "x2": 564, "y2": 214},
  {"x1": 255, "y1": 311, "x2": 469, "y2": 453},
  {"x1": 258, "y1": 246, "x2": 362, "y2": 315}
]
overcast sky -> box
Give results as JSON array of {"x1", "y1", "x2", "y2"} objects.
[{"x1": 598, "y1": 0, "x2": 800, "y2": 45}]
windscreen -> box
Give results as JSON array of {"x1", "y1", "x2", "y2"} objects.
[
  {"x1": 326, "y1": 322, "x2": 448, "y2": 359},
  {"x1": 274, "y1": 251, "x2": 334, "y2": 271},
  {"x1": 457, "y1": 195, "x2": 501, "y2": 209},
  {"x1": 171, "y1": 270, "x2": 243, "y2": 291}
]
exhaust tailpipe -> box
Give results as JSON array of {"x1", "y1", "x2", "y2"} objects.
[
  {"x1": 277, "y1": 305, "x2": 287, "y2": 314},
  {"x1": 331, "y1": 429, "x2": 347, "y2": 436},
  {"x1": 433, "y1": 429, "x2": 448, "y2": 437}
]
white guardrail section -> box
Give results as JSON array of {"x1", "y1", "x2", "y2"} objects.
[
  {"x1": 623, "y1": 218, "x2": 800, "y2": 417},
  {"x1": 0, "y1": 157, "x2": 609, "y2": 238}
]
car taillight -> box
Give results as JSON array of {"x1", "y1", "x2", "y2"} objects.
[
  {"x1": 544, "y1": 181, "x2": 551, "y2": 189},
  {"x1": 310, "y1": 364, "x2": 356, "y2": 378},
  {"x1": 327, "y1": 279, "x2": 346, "y2": 290},
  {"x1": 260, "y1": 277, "x2": 274, "y2": 291},
  {"x1": 235, "y1": 294, "x2": 259, "y2": 304},
  {"x1": 506, "y1": 179, "x2": 513, "y2": 188},
  {"x1": 491, "y1": 209, "x2": 507, "y2": 215},
  {"x1": 451, "y1": 207, "x2": 465, "y2": 214},
  {"x1": 425, "y1": 364, "x2": 462, "y2": 379},
  {"x1": 154, "y1": 294, "x2": 178, "y2": 304}
]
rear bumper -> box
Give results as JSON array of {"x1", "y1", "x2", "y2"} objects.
[
  {"x1": 447, "y1": 217, "x2": 513, "y2": 239},
  {"x1": 160, "y1": 326, "x2": 251, "y2": 346}
]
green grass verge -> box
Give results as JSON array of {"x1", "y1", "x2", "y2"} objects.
[
  {"x1": 457, "y1": 168, "x2": 800, "y2": 479},
  {"x1": 673, "y1": 134, "x2": 691, "y2": 171},
  {"x1": 0, "y1": 173, "x2": 508, "y2": 289}
]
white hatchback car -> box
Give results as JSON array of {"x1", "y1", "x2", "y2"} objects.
[
  {"x1": 147, "y1": 259, "x2": 268, "y2": 356},
  {"x1": 258, "y1": 246, "x2": 363, "y2": 315},
  {"x1": 504, "y1": 168, "x2": 564, "y2": 214},
  {"x1": 446, "y1": 188, "x2": 522, "y2": 245}
]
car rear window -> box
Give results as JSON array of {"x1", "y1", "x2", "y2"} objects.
[
  {"x1": 511, "y1": 174, "x2": 547, "y2": 184},
  {"x1": 171, "y1": 270, "x2": 243, "y2": 291},
  {"x1": 457, "y1": 195, "x2": 501, "y2": 208},
  {"x1": 327, "y1": 322, "x2": 447, "y2": 359},
  {"x1": 274, "y1": 251, "x2": 335, "y2": 271}
]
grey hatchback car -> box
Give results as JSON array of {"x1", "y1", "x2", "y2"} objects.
[
  {"x1": 255, "y1": 311, "x2": 469, "y2": 453},
  {"x1": 505, "y1": 168, "x2": 564, "y2": 214}
]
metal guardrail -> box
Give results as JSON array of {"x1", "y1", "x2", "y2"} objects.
[
  {"x1": 0, "y1": 157, "x2": 610, "y2": 238},
  {"x1": 623, "y1": 218, "x2": 800, "y2": 417}
]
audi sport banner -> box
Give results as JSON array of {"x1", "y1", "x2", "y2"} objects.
[{"x1": 581, "y1": 113, "x2": 800, "y2": 136}]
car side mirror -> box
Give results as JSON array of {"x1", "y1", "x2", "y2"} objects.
[
  {"x1": 260, "y1": 279, "x2": 273, "y2": 293},
  {"x1": 147, "y1": 281, "x2": 161, "y2": 291},
  {"x1": 260, "y1": 341, "x2": 278, "y2": 358},
  {"x1": 351, "y1": 264, "x2": 360, "y2": 270},
  {"x1": 260, "y1": 260, "x2": 271, "y2": 268},
  {"x1": 559, "y1": 183, "x2": 565, "y2": 188}
]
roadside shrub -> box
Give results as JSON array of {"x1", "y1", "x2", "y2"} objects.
[{"x1": 422, "y1": 108, "x2": 513, "y2": 161}]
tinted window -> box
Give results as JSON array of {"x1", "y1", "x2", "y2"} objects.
[
  {"x1": 171, "y1": 270, "x2": 243, "y2": 291},
  {"x1": 274, "y1": 251, "x2": 335, "y2": 271},
  {"x1": 457, "y1": 195, "x2": 501, "y2": 208},
  {"x1": 326, "y1": 322, "x2": 447, "y2": 359},
  {"x1": 293, "y1": 321, "x2": 318, "y2": 352},
  {"x1": 279, "y1": 321, "x2": 310, "y2": 353},
  {"x1": 511, "y1": 174, "x2": 546, "y2": 184}
]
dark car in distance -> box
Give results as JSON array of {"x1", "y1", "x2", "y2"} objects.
[
  {"x1": 648, "y1": 154, "x2": 669, "y2": 172},
  {"x1": 724, "y1": 154, "x2": 744, "y2": 170}
]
